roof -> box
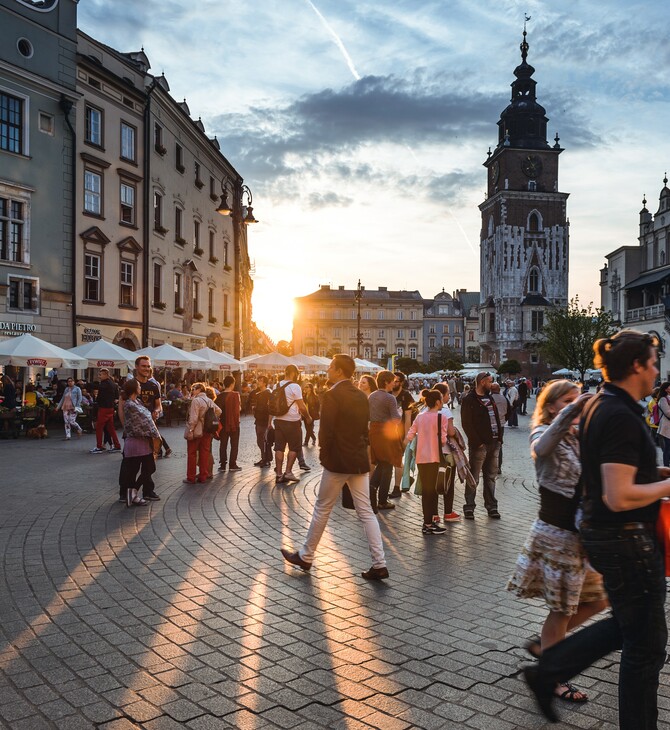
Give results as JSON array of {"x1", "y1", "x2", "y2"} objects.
[
  {"x1": 458, "y1": 292, "x2": 480, "y2": 310},
  {"x1": 521, "y1": 294, "x2": 551, "y2": 306},
  {"x1": 297, "y1": 287, "x2": 423, "y2": 302},
  {"x1": 624, "y1": 265, "x2": 670, "y2": 290}
]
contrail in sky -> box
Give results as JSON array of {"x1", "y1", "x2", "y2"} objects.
[{"x1": 306, "y1": 0, "x2": 361, "y2": 80}]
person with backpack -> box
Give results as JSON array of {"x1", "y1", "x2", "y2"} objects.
[
  {"x1": 272, "y1": 364, "x2": 312, "y2": 484},
  {"x1": 215, "y1": 375, "x2": 242, "y2": 472},
  {"x1": 183, "y1": 382, "x2": 221, "y2": 484},
  {"x1": 655, "y1": 381, "x2": 670, "y2": 466}
]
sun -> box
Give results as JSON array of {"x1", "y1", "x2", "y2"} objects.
[{"x1": 251, "y1": 281, "x2": 296, "y2": 344}]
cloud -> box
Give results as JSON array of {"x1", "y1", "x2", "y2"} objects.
[{"x1": 307, "y1": 191, "x2": 354, "y2": 209}]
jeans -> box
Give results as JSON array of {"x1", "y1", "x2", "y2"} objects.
[
  {"x1": 417, "y1": 463, "x2": 439, "y2": 524},
  {"x1": 464, "y1": 442, "x2": 500, "y2": 512},
  {"x1": 255, "y1": 423, "x2": 272, "y2": 462},
  {"x1": 219, "y1": 429, "x2": 240, "y2": 467},
  {"x1": 300, "y1": 469, "x2": 386, "y2": 568},
  {"x1": 660, "y1": 435, "x2": 670, "y2": 467},
  {"x1": 537, "y1": 524, "x2": 667, "y2": 730},
  {"x1": 370, "y1": 460, "x2": 393, "y2": 504}
]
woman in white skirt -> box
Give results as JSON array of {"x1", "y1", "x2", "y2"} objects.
[{"x1": 507, "y1": 379, "x2": 608, "y2": 703}]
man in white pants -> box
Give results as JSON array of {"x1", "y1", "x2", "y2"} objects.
[{"x1": 281, "y1": 354, "x2": 388, "y2": 580}]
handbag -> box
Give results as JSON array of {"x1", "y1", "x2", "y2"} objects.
[
  {"x1": 656, "y1": 498, "x2": 670, "y2": 577},
  {"x1": 436, "y1": 413, "x2": 454, "y2": 494},
  {"x1": 74, "y1": 405, "x2": 83, "y2": 414}
]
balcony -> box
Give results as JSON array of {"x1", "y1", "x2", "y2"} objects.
[{"x1": 626, "y1": 303, "x2": 664, "y2": 323}]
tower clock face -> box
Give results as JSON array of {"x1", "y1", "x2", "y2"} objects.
[
  {"x1": 491, "y1": 160, "x2": 500, "y2": 184},
  {"x1": 521, "y1": 155, "x2": 543, "y2": 179}
]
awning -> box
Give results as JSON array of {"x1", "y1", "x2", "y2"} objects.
[{"x1": 624, "y1": 266, "x2": 670, "y2": 289}]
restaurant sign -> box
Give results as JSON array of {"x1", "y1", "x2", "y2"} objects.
[
  {"x1": 165, "y1": 360, "x2": 180, "y2": 367},
  {"x1": 96, "y1": 360, "x2": 116, "y2": 367},
  {"x1": 81, "y1": 328, "x2": 102, "y2": 343},
  {"x1": 27, "y1": 358, "x2": 47, "y2": 367},
  {"x1": 0, "y1": 321, "x2": 38, "y2": 336}
]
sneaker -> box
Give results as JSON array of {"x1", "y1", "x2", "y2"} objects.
[
  {"x1": 422, "y1": 523, "x2": 447, "y2": 534},
  {"x1": 228, "y1": 465, "x2": 242, "y2": 471},
  {"x1": 464, "y1": 509, "x2": 475, "y2": 520},
  {"x1": 254, "y1": 460, "x2": 265, "y2": 467},
  {"x1": 377, "y1": 502, "x2": 395, "y2": 510},
  {"x1": 144, "y1": 493, "x2": 161, "y2": 501},
  {"x1": 488, "y1": 509, "x2": 501, "y2": 519},
  {"x1": 444, "y1": 512, "x2": 462, "y2": 522},
  {"x1": 388, "y1": 489, "x2": 402, "y2": 499},
  {"x1": 109, "y1": 446, "x2": 122, "y2": 453},
  {"x1": 219, "y1": 465, "x2": 226, "y2": 472},
  {"x1": 299, "y1": 464, "x2": 311, "y2": 472},
  {"x1": 283, "y1": 472, "x2": 300, "y2": 483},
  {"x1": 126, "y1": 488, "x2": 136, "y2": 508},
  {"x1": 89, "y1": 447, "x2": 106, "y2": 454}
]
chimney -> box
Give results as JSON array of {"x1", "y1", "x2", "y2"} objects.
[
  {"x1": 378, "y1": 286, "x2": 387, "y2": 292},
  {"x1": 338, "y1": 285, "x2": 345, "y2": 290},
  {"x1": 319, "y1": 284, "x2": 330, "y2": 291}
]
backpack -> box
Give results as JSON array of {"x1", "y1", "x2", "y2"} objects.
[
  {"x1": 268, "y1": 382, "x2": 292, "y2": 417},
  {"x1": 203, "y1": 404, "x2": 219, "y2": 434}
]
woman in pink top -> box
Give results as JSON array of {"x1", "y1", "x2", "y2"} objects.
[{"x1": 405, "y1": 390, "x2": 456, "y2": 534}]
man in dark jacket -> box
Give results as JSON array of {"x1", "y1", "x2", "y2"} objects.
[
  {"x1": 281, "y1": 354, "x2": 388, "y2": 580},
  {"x1": 460, "y1": 371, "x2": 502, "y2": 519},
  {"x1": 253, "y1": 375, "x2": 272, "y2": 467},
  {"x1": 90, "y1": 368, "x2": 121, "y2": 453}
]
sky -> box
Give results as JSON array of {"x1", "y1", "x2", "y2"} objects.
[{"x1": 78, "y1": 0, "x2": 670, "y2": 344}]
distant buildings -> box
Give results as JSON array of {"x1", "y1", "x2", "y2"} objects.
[
  {"x1": 600, "y1": 177, "x2": 670, "y2": 380},
  {"x1": 293, "y1": 285, "x2": 480, "y2": 364},
  {"x1": 0, "y1": 0, "x2": 254, "y2": 356}
]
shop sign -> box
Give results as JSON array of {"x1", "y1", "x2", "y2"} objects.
[
  {"x1": 96, "y1": 360, "x2": 116, "y2": 367},
  {"x1": 27, "y1": 358, "x2": 47, "y2": 367},
  {"x1": 165, "y1": 360, "x2": 180, "y2": 367},
  {"x1": 217, "y1": 364, "x2": 232, "y2": 370},
  {"x1": 81, "y1": 328, "x2": 102, "y2": 343},
  {"x1": 0, "y1": 321, "x2": 38, "y2": 336}
]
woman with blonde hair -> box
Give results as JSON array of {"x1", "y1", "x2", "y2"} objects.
[
  {"x1": 508, "y1": 379, "x2": 607, "y2": 704},
  {"x1": 184, "y1": 382, "x2": 221, "y2": 484}
]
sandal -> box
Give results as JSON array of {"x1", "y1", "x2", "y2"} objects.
[
  {"x1": 524, "y1": 636, "x2": 542, "y2": 659},
  {"x1": 555, "y1": 682, "x2": 587, "y2": 703}
]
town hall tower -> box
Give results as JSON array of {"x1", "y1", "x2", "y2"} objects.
[{"x1": 478, "y1": 29, "x2": 569, "y2": 376}]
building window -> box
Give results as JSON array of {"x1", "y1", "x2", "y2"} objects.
[
  {"x1": 397, "y1": 329, "x2": 404, "y2": 338},
  {"x1": 209, "y1": 230, "x2": 215, "y2": 260},
  {"x1": 208, "y1": 287, "x2": 214, "y2": 321},
  {"x1": 223, "y1": 293, "x2": 229, "y2": 324},
  {"x1": 153, "y1": 262, "x2": 162, "y2": 306},
  {"x1": 429, "y1": 325, "x2": 435, "y2": 334},
  {"x1": 209, "y1": 176, "x2": 216, "y2": 200},
  {"x1": 442, "y1": 324, "x2": 449, "y2": 334},
  {"x1": 429, "y1": 337, "x2": 436, "y2": 348},
  {"x1": 409, "y1": 329, "x2": 417, "y2": 339},
  {"x1": 529, "y1": 266, "x2": 540, "y2": 293},
  {"x1": 409, "y1": 346, "x2": 417, "y2": 359},
  {"x1": 1, "y1": 92, "x2": 25, "y2": 154},
  {"x1": 397, "y1": 310, "x2": 404, "y2": 320},
  {"x1": 443, "y1": 337, "x2": 449, "y2": 346},
  {"x1": 84, "y1": 105, "x2": 102, "y2": 146},
  {"x1": 351, "y1": 347, "x2": 358, "y2": 358},
  {"x1": 363, "y1": 329, "x2": 371, "y2": 339},
  {"x1": 0, "y1": 196, "x2": 25, "y2": 262},
  {"x1": 454, "y1": 324, "x2": 461, "y2": 334},
  {"x1": 350, "y1": 328, "x2": 357, "y2": 337},
  {"x1": 378, "y1": 310, "x2": 385, "y2": 320},
  {"x1": 363, "y1": 309, "x2": 371, "y2": 320},
  {"x1": 193, "y1": 280, "x2": 200, "y2": 315},
  {"x1": 175, "y1": 143, "x2": 184, "y2": 172},
  {"x1": 38, "y1": 112, "x2": 54, "y2": 136},
  {"x1": 120, "y1": 122, "x2": 136, "y2": 161},
  {"x1": 194, "y1": 220, "x2": 200, "y2": 249},
  {"x1": 489, "y1": 312, "x2": 495, "y2": 332},
  {"x1": 377, "y1": 347, "x2": 385, "y2": 359},
  {"x1": 530, "y1": 353, "x2": 540, "y2": 364},
  {"x1": 84, "y1": 170, "x2": 102, "y2": 215},
  {"x1": 378, "y1": 329, "x2": 385, "y2": 338},
  {"x1": 154, "y1": 123, "x2": 165, "y2": 154},
  {"x1": 396, "y1": 346, "x2": 404, "y2": 357},
  {"x1": 531, "y1": 310, "x2": 544, "y2": 332},
  {"x1": 468, "y1": 330, "x2": 474, "y2": 341},
  {"x1": 455, "y1": 338, "x2": 461, "y2": 349},
  {"x1": 174, "y1": 272, "x2": 182, "y2": 311},
  {"x1": 120, "y1": 261, "x2": 134, "y2": 306},
  {"x1": 410, "y1": 310, "x2": 416, "y2": 320},
  {"x1": 223, "y1": 240, "x2": 229, "y2": 266},
  {"x1": 84, "y1": 253, "x2": 101, "y2": 301},
  {"x1": 351, "y1": 309, "x2": 356, "y2": 319},
  {"x1": 175, "y1": 206, "x2": 183, "y2": 240},
  {"x1": 319, "y1": 310, "x2": 326, "y2": 319},
  {"x1": 333, "y1": 309, "x2": 340, "y2": 320},
  {"x1": 333, "y1": 327, "x2": 341, "y2": 338},
  {"x1": 364, "y1": 346, "x2": 371, "y2": 359},
  {"x1": 7, "y1": 276, "x2": 38, "y2": 312},
  {"x1": 480, "y1": 313, "x2": 486, "y2": 332},
  {"x1": 154, "y1": 192, "x2": 163, "y2": 230},
  {"x1": 120, "y1": 182, "x2": 135, "y2": 224},
  {"x1": 194, "y1": 161, "x2": 203, "y2": 188}
]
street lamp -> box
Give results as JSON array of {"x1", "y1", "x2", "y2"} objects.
[
  {"x1": 216, "y1": 179, "x2": 258, "y2": 361},
  {"x1": 355, "y1": 279, "x2": 363, "y2": 359}
]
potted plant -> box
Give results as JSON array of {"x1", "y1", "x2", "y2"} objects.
[
  {"x1": 223, "y1": 320, "x2": 232, "y2": 327},
  {"x1": 154, "y1": 301, "x2": 167, "y2": 310},
  {"x1": 174, "y1": 306, "x2": 185, "y2": 315},
  {"x1": 175, "y1": 235, "x2": 187, "y2": 246},
  {"x1": 195, "y1": 178, "x2": 204, "y2": 189},
  {"x1": 155, "y1": 143, "x2": 167, "y2": 156},
  {"x1": 209, "y1": 256, "x2": 219, "y2": 264},
  {"x1": 208, "y1": 316, "x2": 217, "y2": 324},
  {"x1": 193, "y1": 312, "x2": 204, "y2": 320},
  {"x1": 194, "y1": 247, "x2": 204, "y2": 257},
  {"x1": 223, "y1": 264, "x2": 232, "y2": 272},
  {"x1": 154, "y1": 225, "x2": 168, "y2": 236}
]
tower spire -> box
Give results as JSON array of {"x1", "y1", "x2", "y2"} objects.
[{"x1": 521, "y1": 14, "x2": 531, "y2": 62}]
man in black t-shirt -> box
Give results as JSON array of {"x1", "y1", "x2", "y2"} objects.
[
  {"x1": 525, "y1": 330, "x2": 670, "y2": 728},
  {"x1": 253, "y1": 375, "x2": 272, "y2": 467}
]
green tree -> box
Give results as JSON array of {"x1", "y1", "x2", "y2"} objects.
[
  {"x1": 276, "y1": 340, "x2": 293, "y2": 356},
  {"x1": 428, "y1": 345, "x2": 463, "y2": 372},
  {"x1": 394, "y1": 357, "x2": 424, "y2": 375},
  {"x1": 539, "y1": 297, "x2": 616, "y2": 382},
  {"x1": 498, "y1": 359, "x2": 522, "y2": 375}
]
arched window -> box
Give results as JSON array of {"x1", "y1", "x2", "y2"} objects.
[
  {"x1": 529, "y1": 266, "x2": 540, "y2": 293},
  {"x1": 488, "y1": 216, "x2": 494, "y2": 237},
  {"x1": 528, "y1": 211, "x2": 541, "y2": 231},
  {"x1": 661, "y1": 250, "x2": 666, "y2": 266}
]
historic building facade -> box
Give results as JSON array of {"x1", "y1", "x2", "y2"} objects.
[
  {"x1": 422, "y1": 290, "x2": 468, "y2": 361},
  {"x1": 293, "y1": 285, "x2": 424, "y2": 362},
  {"x1": 0, "y1": 0, "x2": 78, "y2": 348},
  {"x1": 601, "y1": 178, "x2": 670, "y2": 380},
  {"x1": 478, "y1": 30, "x2": 569, "y2": 377}
]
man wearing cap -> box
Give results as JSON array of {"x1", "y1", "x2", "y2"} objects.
[
  {"x1": 90, "y1": 368, "x2": 121, "y2": 454},
  {"x1": 460, "y1": 371, "x2": 503, "y2": 519}
]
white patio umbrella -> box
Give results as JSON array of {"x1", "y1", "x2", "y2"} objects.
[
  {"x1": 290, "y1": 353, "x2": 322, "y2": 372},
  {"x1": 0, "y1": 333, "x2": 86, "y2": 369},
  {"x1": 551, "y1": 368, "x2": 577, "y2": 377},
  {"x1": 191, "y1": 347, "x2": 246, "y2": 372},
  {"x1": 67, "y1": 339, "x2": 136, "y2": 369},
  {"x1": 134, "y1": 343, "x2": 208, "y2": 368},
  {"x1": 354, "y1": 358, "x2": 382, "y2": 373},
  {"x1": 242, "y1": 352, "x2": 293, "y2": 370}
]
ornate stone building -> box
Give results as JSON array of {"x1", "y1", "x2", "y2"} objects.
[
  {"x1": 478, "y1": 30, "x2": 569, "y2": 377},
  {"x1": 601, "y1": 178, "x2": 670, "y2": 380}
]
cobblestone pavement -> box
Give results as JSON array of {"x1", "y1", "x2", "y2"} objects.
[{"x1": 1, "y1": 405, "x2": 669, "y2": 729}]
